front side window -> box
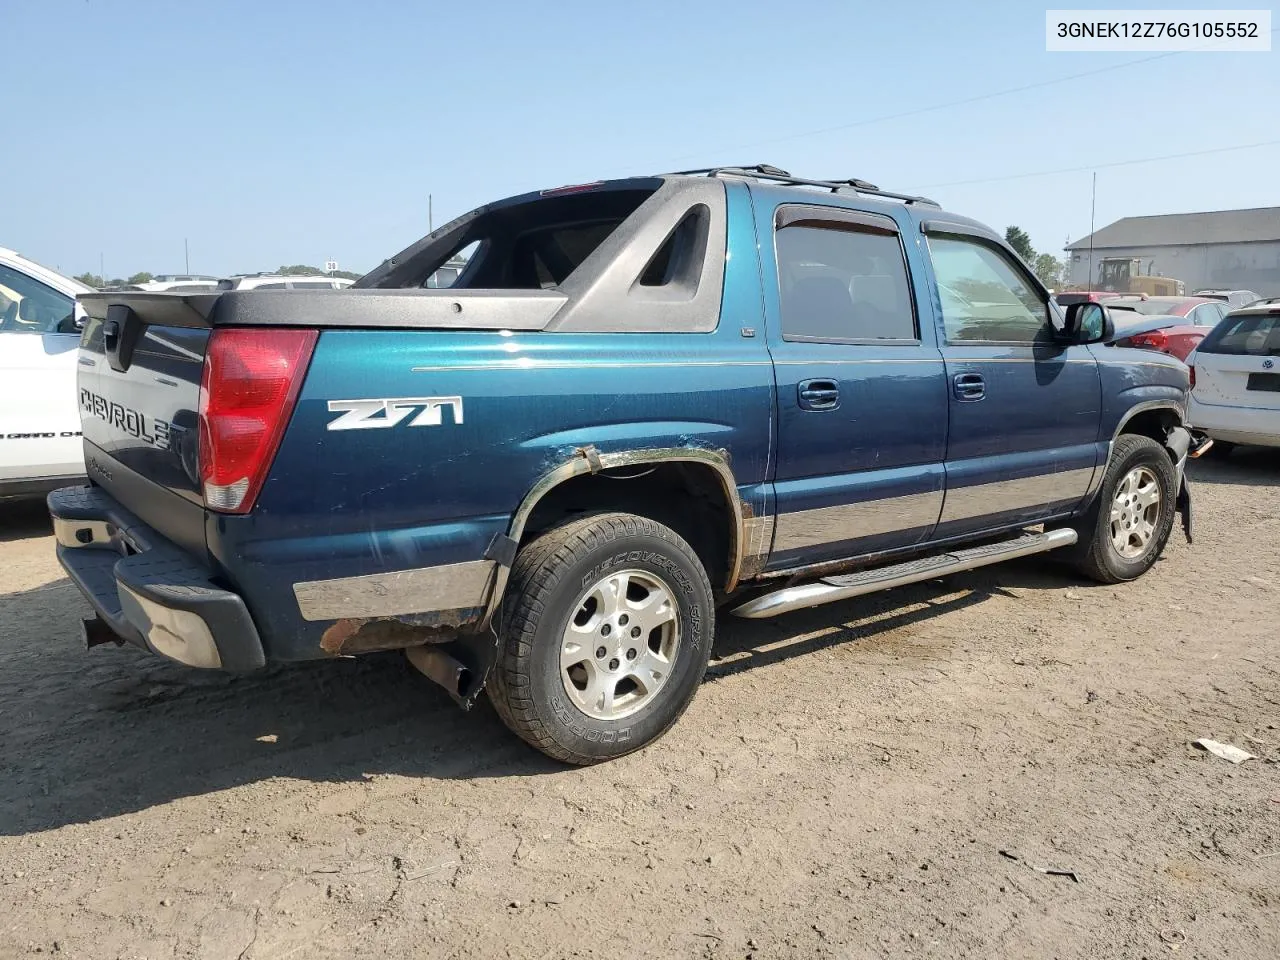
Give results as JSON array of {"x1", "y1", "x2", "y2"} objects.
[
  {"x1": 775, "y1": 222, "x2": 916, "y2": 342},
  {"x1": 0, "y1": 263, "x2": 75, "y2": 334},
  {"x1": 928, "y1": 236, "x2": 1049, "y2": 343}
]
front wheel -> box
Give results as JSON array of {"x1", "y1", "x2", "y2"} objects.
[
  {"x1": 488, "y1": 513, "x2": 715, "y2": 765},
  {"x1": 1070, "y1": 434, "x2": 1178, "y2": 584}
]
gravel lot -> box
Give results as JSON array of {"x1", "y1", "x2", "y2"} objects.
[{"x1": 2, "y1": 453, "x2": 1278, "y2": 960}]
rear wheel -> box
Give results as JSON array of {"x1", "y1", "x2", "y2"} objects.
[
  {"x1": 488, "y1": 513, "x2": 714, "y2": 765},
  {"x1": 1070, "y1": 434, "x2": 1177, "y2": 583}
]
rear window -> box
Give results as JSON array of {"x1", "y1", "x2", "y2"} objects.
[
  {"x1": 364, "y1": 184, "x2": 661, "y2": 291},
  {"x1": 290, "y1": 280, "x2": 334, "y2": 289},
  {"x1": 1198, "y1": 313, "x2": 1280, "y2": 356},
  {"x1": 1123, "y1": 298, "x2": 1180, "y2": 315}
]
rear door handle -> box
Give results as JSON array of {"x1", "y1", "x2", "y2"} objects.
[
  {"x1": 798, "y1": 379, "x2": 840, "y2": 411},
  {"x1": 952, "y1": 372, "x2": 985, "y2": 401}
]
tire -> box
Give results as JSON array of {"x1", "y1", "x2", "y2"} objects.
[
  {"x1": 1070, "y1": 434, "x2": 1178, "y2": 584},
  {"x1": 488, "y1": 512, "x2": 715, "y2": 765}
]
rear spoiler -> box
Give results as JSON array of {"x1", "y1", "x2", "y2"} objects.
[
  {"x1": 79, "y1": 291, "x2": 220, "y2": 328},
  {"x1": 77, "y1": 288, "x2": 569, "y2": 331}
]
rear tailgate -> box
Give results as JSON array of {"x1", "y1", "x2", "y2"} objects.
[
  {"x1": 77, "y1": 293, "x2": 214, "y2": 555},
  {"x1": 1192, "y1": 308, "x2": 1280, "y2": 410},
  {"x1": 74, "y1": 287, "x2": 570, "y2": 556}
]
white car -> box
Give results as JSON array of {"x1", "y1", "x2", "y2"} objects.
[
  {"x1": 215, "y1": 274, "x2": 354, "y2": 290},
  {"x1": 1193, "y1": 289, "x2": 1262, "y2": 310},
  {"x1": 1187, "y1": 303, "x2": 1280, "y2": 452},
  {"x1": 128, "y1": 277, "x2": 220, "y2": 292},
  {"x1": 0, "y1": 247, "x2": 92, "y2": 497}
]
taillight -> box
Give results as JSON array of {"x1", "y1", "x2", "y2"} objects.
[
  {"x1": 1131, "y1": 329, "x2": 1169, "y2": 351},
  {"x1": 1188, "y1": 364, "x2": 1196, "y2": 390},
  {"x1": 198, "y1": 328, "x2": 318, "y2": 513}
]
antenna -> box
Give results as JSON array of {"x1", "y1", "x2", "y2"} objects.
[{"x1": 1087, "y1": 171, "x2": 1097, "y2": 289}]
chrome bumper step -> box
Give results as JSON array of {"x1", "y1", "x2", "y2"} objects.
[{"x1": 730, "y1": 528, "x2": 1079, "y2": 619}]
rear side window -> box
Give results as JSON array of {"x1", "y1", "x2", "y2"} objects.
[
  {"x1": 289, "y1": 280, "x2": 335, "y2": 289},
  {"x1": 1189, "y1": 303, "x2": 1220, "y2": 326},
  {"x1": 1199, "y1": 313, "x2": 1280, "y2": 356},
  {"x1": 365, "y1": 185, "x2": 661, "y2": 291},
  {"x1": 424, "y1": 266, "x2": 460, "y2": 289},
  {"x1": 509, "y1": 221, "x2": 620, "y2": 289},
  {"x1": 775, "y1": 217, "x2": 917, "y2": 342}
]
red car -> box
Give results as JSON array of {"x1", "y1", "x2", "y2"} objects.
[
  {"x1": 1105, "y1": 296, "x2": 1231, "y2": 361},
  {"x1": 1055, "y1": 291, "x2": 1128, "y2": 306}
]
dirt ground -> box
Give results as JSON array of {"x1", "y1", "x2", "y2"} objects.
[{"x1": 1, "y1": 453, "x2": 1278, "y2": 960}]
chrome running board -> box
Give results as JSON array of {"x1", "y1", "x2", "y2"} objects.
[{"x1": 730, "y1": 528, "x2": 1078, "y2": 619}]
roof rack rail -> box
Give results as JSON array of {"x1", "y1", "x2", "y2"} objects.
[{"x1": 666, "y1": 165, "x2": 940, "y2": 207}]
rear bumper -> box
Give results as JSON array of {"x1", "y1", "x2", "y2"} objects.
[
  {"x1": 1187, "y1": 397, "x2": 1280, "y2": 447},
  {"x1": 47, "y1": 485, "x2": 265, "y2": 671},
  {"x1": 1, "y1": 474, "x2": 87, "y2": 500}
]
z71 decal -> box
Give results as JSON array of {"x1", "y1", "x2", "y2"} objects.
[{"x1": 326, "y1": 396, "x2": 464, "y2": 431}]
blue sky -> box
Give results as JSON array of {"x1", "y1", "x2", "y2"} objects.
[{"x1": 7, "y1": 0, "x2": 1278, "y2": 278}]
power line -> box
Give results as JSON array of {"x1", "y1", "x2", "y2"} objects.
[
  {"x1": 914, "y1": 138, "x2": 1280, "y2": 189},
  {"x1": 650, "y1": 28, "x2": 1278, "y2": 167},
  {"x1": 659, "y1": 53, "x2": 1181, "y2": 164}
]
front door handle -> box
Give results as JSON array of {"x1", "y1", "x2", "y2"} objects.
[
  {"x1": 953, "y1": 372, "x2": 985, "y2": 401},
  {"x1": 798, "y1": 379, "x2": 840, "y2": 411}
]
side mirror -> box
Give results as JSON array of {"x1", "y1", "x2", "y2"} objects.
[
  {"x1": 57, "y1": 312, "x2": 86, "y2": 335},
  {"x1": 1064, "y1": 302, "x2": 1114, "y2": 345}
]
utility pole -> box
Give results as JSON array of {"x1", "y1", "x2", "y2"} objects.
[
  {"x1": 1087, "y1": 172, "x2": 1097, "y2": 289},
  {"x1": 429, "y1": 194, "x2": 433, "y2": 232},
  {"x1": 100, "y1": 252, "x2": 105, "y2": 287},
  {"x1": 185, "y1": 238, "x2": 190, "y2": 274}
]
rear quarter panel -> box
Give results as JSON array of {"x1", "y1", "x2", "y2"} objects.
[{"x1": 209, "y1": 185, "x2": 775, "y2": 660}]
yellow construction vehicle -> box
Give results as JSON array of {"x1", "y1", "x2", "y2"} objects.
[{"x1": 1094, "y1": 257, "x2": 1185, "y2": 297}]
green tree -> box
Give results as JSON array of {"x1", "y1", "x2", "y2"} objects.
[
  {"x1": 1004, "y1": 226, "x2": 1036, "y2": 264},
  {"x1": 127, "y1": 271, "x2": 154, "y2": 285},
  {"x1": 1033, "y1": 253, "x2": 1063, "y2": 290},
  {"x1": 276, "y1": 264, "x2": 362, "y2": 280},
  {"x1": 73, "y1": 273, "x2": 104, "y2": 288}
]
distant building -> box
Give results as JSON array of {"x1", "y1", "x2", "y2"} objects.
[{"x1": 1065, "y1": 206, "x2": 1280, "y2": 298}]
